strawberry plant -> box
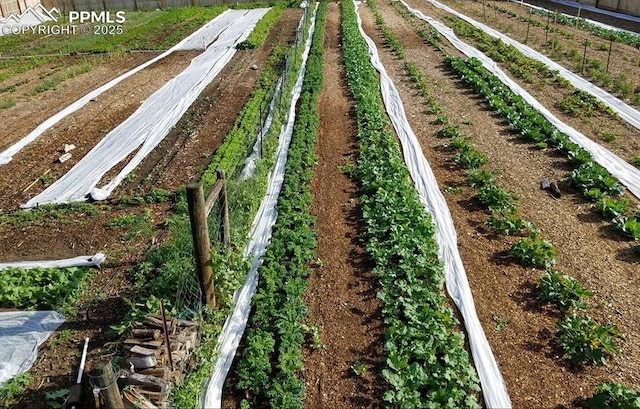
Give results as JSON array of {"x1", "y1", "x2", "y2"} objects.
[
  {"x1": 537, "y1": 270, "x2": 593, "y2": 312},
  {"x1": 557, "y1": 314, "x2": 623, "y2": 367},
  {"x1": 586, "y1": 382, "x2": 640, "y2": 409},
  {"x1": 509, "y1": 235, "x2": 556, "y2": 268}
]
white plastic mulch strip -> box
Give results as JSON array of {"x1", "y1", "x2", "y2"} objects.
[
  {"x1": 509, "y1": 0, "x2": 640, "y2": 35},
  {"x1": 423, "y1": 0, "x2": 640, "y2": 132},
  {"x1": 403, "y1": 1, "x2": 640, "y2": 199},
  {"x1": 202, "y1": 4, "x2": 318, "y2": 407},
  {"x1": 0, "y1": 9, "x2": 238, "y2": 166},
  {"x1": 354, "y1": 1, "x2": 511, "y2": 407},
  {"x1": 0, "y1": 311, "x2": 65, "y2": 385},
  {"x1": 23, "y1": 8, "x2": 268, "y2": 208},
  {"x1": 240, "y1": 76, "x2": 284, "y2": 180},
  {"x1": 0, "y1": 253, "x2": 104, "y2": 270},
  {"x1": 526, "y1": 0, "x2": 640, "y2": 23}
]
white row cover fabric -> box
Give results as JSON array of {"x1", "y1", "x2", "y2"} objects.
[
  {"x1": 202, "y1": 4, "x2": 319, "y2": 408},
  {"x1": 0, "y1": 9, "x2": 237, "y2": 166},
  {"x1": 0, "y1": 311, "x2": 65, "y2": 385},
  {"x1": 509, "y1": 0, "x2": 640, "y2": 35},
  {"x1": 403, "y1": 1, "x2": 640, "y2": 200},
  {"x1": 23, "y1": 9, "x2": 269, "y2": 208},
  {"x1": 529, "y1": 0, "x2": 640, "y2": 23},
  {"x1": 354, "y1": 1, "x2": 511, "y2": 407},
  {"x1": 240, "y1": 76, "x2": 284, "y2": 180},
  {"x1": 0, "y1": 253, "x2": 104, "y2": 270},
  {"x1": 423, "y1": 0, "x2": 640, "y2": 132}
]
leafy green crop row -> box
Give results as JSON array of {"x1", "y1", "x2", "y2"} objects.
[
  {"x1": 343, "y1": 1, "x2": 481, "y2": 407},
  {"x1": 232, "y1": 3, "x2": 326, "y2": 407},
  {"x1": 0, "y1": 266, "x2": 92, "y2": 310},
  {"x1": 447, "y1": 56, "x2": 640, "y2": 240},
  {"x1": 237, "y1": 4, "x2": 285, "y2": 50}
]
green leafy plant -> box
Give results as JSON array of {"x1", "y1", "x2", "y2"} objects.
[
  {"x1": 586, "y1": 382, "x2": 640, "y2": 409},
  {"x1": 509, "y1": 235, "x2": 556, "y2": 268},
  {"x1": 0, "y1": 266, "x2": 92, "y2": 309},
  {"x1": 537, "y1": 270, "x2": 593, "y2": 312},
  {"x1": 350, "y1": 358, "x2": 367, "y2": 376},
  {"x1": 612, "y1": 216, "x2": 640, "y2": 240},
  {"x1": 0, "y1": 372, "x2": 32, "y2": 406},
  {"x1": 45, "y1": 388, "x2": 70, "y2": 409},
  {"x1": 486, "y1": 213, "x2": 536, "y2": 236},
  {"x1": 595, "y1": 197, "x2": 632, "y2": 219},
  {"x1": 476, "y1": 184, "x2": 517, "y2": 214},
  {"x1": 557, "y1": 314, "x2": 623, "y2": 367}
]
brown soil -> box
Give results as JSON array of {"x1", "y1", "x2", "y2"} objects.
[
  {"x1": 421, "y1": 0, "x2": 640, "y2": 164},
  {"x1": 0, "y1": 9, "x2": 303, "y2": 409},
  {"x1": 525, "y1": 0, "x2": 640, "y2": 33},
  {"x1": 364, "y1": 0, "x2": 640, "y2": 407},
  {"x1": 302, "y1": 2, "x2": 385, "y2": 408}
]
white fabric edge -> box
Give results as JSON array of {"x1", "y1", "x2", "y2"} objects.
[
  {"x1": 354, "y1": 1, "x2": 511, "y2": 407},
  {"x1": 525, "y1": 0, "x2": 640, "y2": 23},
  {"x1": 422, "y1": 0, "x2": 640, "y2": 132},
  {"x1": 202, "y1": 4, "x2": 319, "y2": 408},
  {"x1": 0, "y1": 253, "x2": 105, "y2": 270},
  {"x1": 0, "y1": 310, "x2": 66, "y2": 386},
  {"x1": 22, "y1": 9, "x2": 268, "y2": 208},
  {"x1": 0, "y1": 9, "x2": 234, "y2": 166},
  {"x1": 403, "y1": 1, "x2": 640, "y2": 200},
  {"x1": 509, "y1": 0, "x2": 640, "y2": 35},
  {"x1": 240, "y1": 76, "x2": 284, "y2": 180}
]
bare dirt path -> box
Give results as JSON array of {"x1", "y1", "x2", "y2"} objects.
[
  {"x1": 302, "y1": 2, "x2": 385, "y2": 408},
  {"x1": 363, "y1": 0, "x2": 640, "y2": 406}
]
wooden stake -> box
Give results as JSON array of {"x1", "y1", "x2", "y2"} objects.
[
  {"x1": 159, "y1": 300, "x2": 174, "y2": 372},
  {"x1": 95, "y1": 360, "x2": 124, "y2": 409},
  {"x1": 23, "y1": 169, "x2": 51, "y2": 193},
  {"x1": 186, "y1": 184, "x2": 216, "y2": 308}
]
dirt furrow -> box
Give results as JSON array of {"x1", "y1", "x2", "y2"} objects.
[{"x1": 302, "y1": 3, "x2": 385, "y2": 408}]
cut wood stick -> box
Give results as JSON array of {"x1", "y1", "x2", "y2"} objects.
[{"x1": 23, "y1": 169, "x2": 51, "y2": 192}]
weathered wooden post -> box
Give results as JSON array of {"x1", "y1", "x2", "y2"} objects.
[
  {"x1": 95, "y1": 360, "x2": 124, "y2": 409},
  {"x1": 186, "y1": 184, "x2": 216, "y2": 308},
  {"x1": 606, "y1": 37, "x2": 613, "y2": 74}
]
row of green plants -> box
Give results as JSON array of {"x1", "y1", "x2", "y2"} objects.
[
  {"x1": 522, "y1": 3, "x2": 640, "y2": 48},
  {"x1": 387, "y1": 2, "x2": 638, "y2": 403},
  {"x1": 0, "y1": 266, "x2": 92, "y2": 310},
  {"x1": 344, "y1": 1, "x2": 482, "y2": 407},
  {"x1": 382, "y1": 0, "x2": 631, "y2": 392},
  {"x1": 447, "y1": 56, "x2": 640, "y2": 240},
  {"x1": 0, "y1": 7, "x2": 228, "y2": 83},
  {"x1": 446, "y1": 4, "x2": 639, "y2": 105},
  {"x1": 237, "y1": 3, "x2": 286, "y2": 49},
  {"x1": 232, "y1": 5, "x2": 326, "y2": 407},
  {"x1": 163, "y1": 5, "x2": 318, "y2": 407}
]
